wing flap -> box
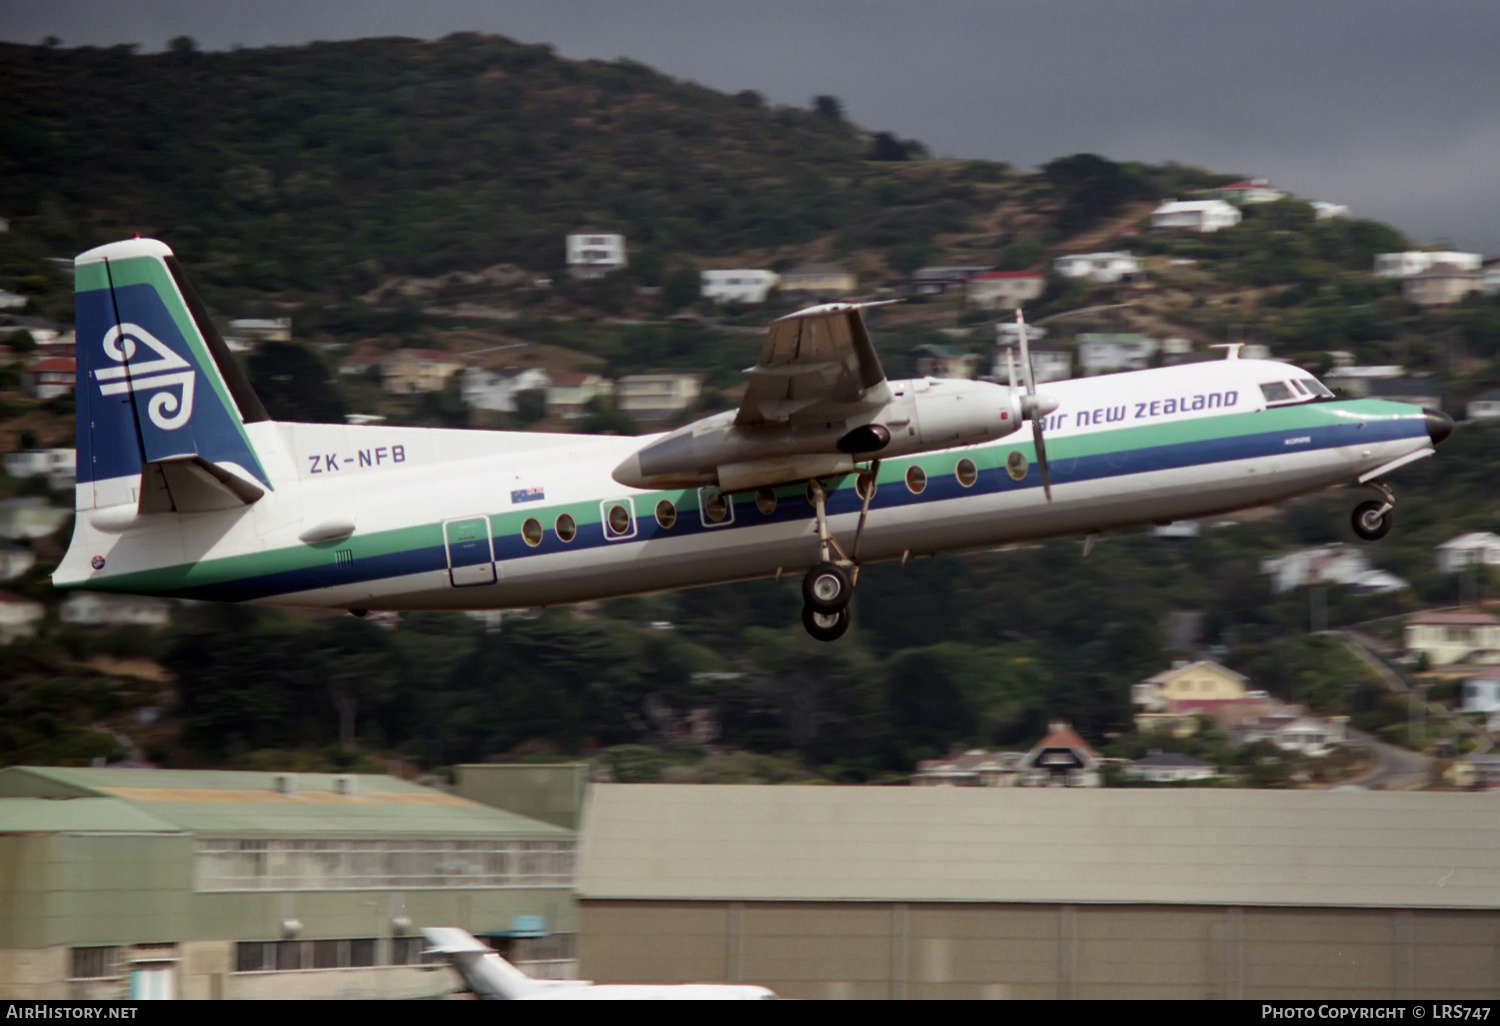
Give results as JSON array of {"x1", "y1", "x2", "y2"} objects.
[{"x1": 736, "y1": 303, "x2": 893, "y2": 426}]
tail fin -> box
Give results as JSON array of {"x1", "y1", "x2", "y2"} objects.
[
  {"x1": 73, "y1": 238, "x2": 272, "y2": 511},
  {"x1": 421, "y1": 928, "x2": 543, "y2": 1000}
]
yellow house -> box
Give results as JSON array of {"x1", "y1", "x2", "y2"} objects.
[
  {"x1": 1132, "y1": 660, "x2": 1259, "y2": 736},
  {"x1": 380, "y1": 348, "x2": 466, "y2": 395},
  {"x1": 779, "y1": 263, "x2": 857, "y2": 298}
]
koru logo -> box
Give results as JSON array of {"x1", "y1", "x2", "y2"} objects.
[{"x1": 95, "y1": 323, "x2": 195, "y2": 430}]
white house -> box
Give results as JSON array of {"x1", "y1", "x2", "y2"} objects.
[
  {"x1": 1053, "y1": 252, "x2": 1143, "y2": 284},
  {"x1": 1405, "y1": 610, "x2": 1500, "y2": 667},
  {"x1": 0, "y1": 289, "x2": 26, "y2": 311},
  {"x1": 616, "y1": 373, "x2": 703, "y2": 421},
  {"x1": 911, "y1": 749, "x2": 1023, "y2": 787},
  {"x1": 460, "y1": 366, "x2": 551, "y2": 414},
  {"x1": 59, "y1": 592, "x2": 172, "y2": 629},
  {"x1": 1016, "y1": 720, "x2": 1102, "y2": 788},
  {"x1": 21, "y1": 357, "x2": 74, "y2": 399},
  {"x1": 1233, "y1": 712, "x2": 1347, "y2": 757},
  {"x1": 0, "y1": 498, "x2": 70, "y2": 541},
  {"x1": 546, "y1": 373, "x2": 614, "y2": 420},
  {"x1": 0, "y1": 590, "x2": 44, "y2": 644},
  {"x1": 1212, "y1": 179, "x2": 1287, "y2": 205},
  {"x1": 1077, "y1": 333, "x2": 1158, "y2": 375},
  {"x1": 565, "y1": 232, "x2": 628, "y2": 279},
  {"x1": 1484, "y1": 259, "x2": 1500, "y2": 295},
  {"x1": 4, "y1": 448, "x2": 75, "y2": 481},
  {"x1": 700, "y1": 270, "x2": 779, "y2": 304},
  {"x1": 0, "y1": 544, "x2": 35, "y2": 582},
  {"x1": 907, "y1": 267, "x2": 987, "y2": 296},
  {"x1": 1436, "y1": 533, "x2": 1500, "y2": 573},
  {"x1": 1374, "y1": 251, "x2": 1481, "y2": 279},
  {"x1": 1150, "y1": 199, "x2": 1242, "y2": 233},
  {"x1": 1311, "y1": 201, "x2": 1351, "y2": 220},
  {"x1": 1123, "y1": 752, "x2": 1217, "y2": 783},
  {"x1": 1468, "y1": 388, "x2": 1500, "y2": 421},
  {"x1": 1260, "y1": 543, "x2": 1408, "y2": 594},
  {"x1": 966, "y1": 271, "x2": 1045, "y2": 311},
  {"x1": 1460, "y1": 677, "x2": 1500, "y2": 716},
  {"x1": 226, "y1": 317, "x2": 291, "y2": 344}
]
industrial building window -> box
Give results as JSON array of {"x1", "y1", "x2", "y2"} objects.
[
  {"x1": 70, "y1": 947, "x2": 119, "y2": 980},
  {"x1": 235, "y1": 942, "x2": 274, "y2": 973},
  {"x1": 196, "y1": 838, "x2": 576, "y2": 891},
  {"x1": 390, "y1": 937, "x2": 425, "y2": 965}
]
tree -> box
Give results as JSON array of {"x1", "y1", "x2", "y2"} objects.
[
  {"x1": 812, "y1": 95, "x2": 845, "y2": 121},
  {"x1": 662, "y1": 267, "x2": 700, "y2": 312},
  {"x1": 513, "y1": 388, "x2": 546, "y2": 425},
  {"x1": 247, "y1": 342, "x2": 346, "y2": 423}
]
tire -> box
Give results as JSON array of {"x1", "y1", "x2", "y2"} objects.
[
  {"x1": 1352, "y1": 500, "x2": 1392, "y2": 541},
  {"x1": 802, "y1": 604, "x2": 851, "y2": 642},
  {"x1": 802, "y1": 562, "x2": 852, "y2": 613}
]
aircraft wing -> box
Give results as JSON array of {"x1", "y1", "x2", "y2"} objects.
[{"x1": 735, "y1": 302, "x2": 894, "y2": 427}]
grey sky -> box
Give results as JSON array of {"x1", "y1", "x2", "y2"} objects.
[{"x1": 3, "y1": 1, "x2": 1497, "y2": 254}]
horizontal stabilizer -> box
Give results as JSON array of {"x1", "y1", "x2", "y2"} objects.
[{"x1": 139, "y1": 455, "x2": 265, "y2": 514}]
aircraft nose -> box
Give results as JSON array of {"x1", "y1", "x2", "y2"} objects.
[{"x1": 1424, "y1": 408, "x2": 1455, "y2": 446}]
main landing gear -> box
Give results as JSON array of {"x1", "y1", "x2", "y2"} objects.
[
  {"x1": 1351, "y1": 482, "x2": 1395, "y2": 541},
  {"x1": 799, "y1": 464, "x2": 878, "y2": 641}
]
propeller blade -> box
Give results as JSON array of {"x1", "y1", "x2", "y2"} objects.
[{"x1": 1032, "y1": 418, "x2": 1052, "y2": 501}]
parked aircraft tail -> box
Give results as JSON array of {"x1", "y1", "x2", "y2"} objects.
[
  {"x1": 421, "y1": 927, "x2": 545, "y2": 1000},
  {"x1": 72, "y1": 238, "x2": 272, "y2": 513}
]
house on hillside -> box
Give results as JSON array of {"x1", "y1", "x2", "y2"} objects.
[
  {"x1": 565, "y1": 231, "x2": 628, "y2": 279},
  {"x1": 21, "y1": 357, "x2": 74, "y2": 399},
  {"x1": 1403, "y1": 264, "x2": 1485, "y2": 307},
  {"x1": 1053, "y1": 251, "x2": 1143, "y2": 284},
  {"x1": 913, "y1": 344, "x2": 980, "y2": 379},
  {"x1": 0, "y1": 498, "x2": 70, "y2": 541},
  {"x1": 1404, "y1": 609, "x2": 1500, "y2": 668},
  {"x1": 1131, "y1": 659, "x2": 1281, "y2": 736},
  {"x1": 546, "y1": 373, "x2": 614, "y2": 420},
  {"x1": 460, "y1": 366, "x2": 551, "y2": 414},
  {"x1": 0, "y1": 289, "x2": 26, "y2": 311},
  {"x1": 1077, "y1": 333, "x2": 1158, "y2": 375},
  {"x1": 337, "y1": 353, "x2": 382, "y2": 377},
  {"x1": 700, "y1": 270, "x2": 779, "y2": 304},
  {"x1": 1467, "y1": 388, "x2": 1500, "y2": 421},
  {"x1": 779, "y1": 264, "x2": 856, "y2": 299},
  {"x1": 1123, "y1": 752, "x2": 1217, "y2": 783},
  {"x1": 1260, "y1": 543, "x2": 1408, "y2": 594},
  {"x1": 226, "y1": 318, "x2": 291, "y2": 345},
  {"x1": 1017, "y1": 720, "x2": 1101, "y2": 787},
  {"x1": 380, "y1": 349, "x2": 465, "y2": 395},
  {"x1": 1150, "y1": 199, "x2": 1241, "y2": 233},
  {"x1": 1208, "y1": 179, "x2": 1287, "y2": 205},
  {"x1": 1311, "y1": 201, "x2": 1351, "y2": 220},
  {"x1": 1374, "y1": 251, "x2": 1481, "y2": 279},
  {"x1": 0, "y1": 544, "x2": 36, "y2": 582},
  {"x1": 0, "y1": 590, "x2": 44, "y2": 644},
  {"x1": 966, "y1": 271, "x2": 1044, "y2": 311},
  {"x1": 616, "y1": 373, "x2": 702, "y2": 422},
  {"x1": 907, "y1": 266, "x2": 987, "y2": 296},
  {"x1": 1233, "y1": 711, "x2": 1347, "y2": 757},
  {"x1": 1436, "y1": 533, "x2": 1500, "y2": 573},
  {"x1": 4, "y1": 449, "x2": 75, "y2": 484},
  {"x1": 911, "y1": 749, "x2": 1023, "y2": 787}
]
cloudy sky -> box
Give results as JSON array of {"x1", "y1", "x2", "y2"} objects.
[{"x1": 4, "y1": 0, "x2": 1497, "y2": 254}]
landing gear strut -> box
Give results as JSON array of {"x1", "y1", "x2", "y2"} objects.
[
  {"x1": 1352, "y1": 482, "x2": 1394, "y2": 541},
  {"x1": 799, "y1": 464, "x2": 878, "y2": 640}
]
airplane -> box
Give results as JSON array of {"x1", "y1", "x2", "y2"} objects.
[
  {"x1": 421, "y1": 927, "x2": 777, "y2": 999},
  {"x1": 52, "y1": 238, "x2": 1454, "y2": 640}
]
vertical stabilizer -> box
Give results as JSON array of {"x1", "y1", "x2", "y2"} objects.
[{"x1": 72, "y1": 238, "x2": 271, "y2": 511}]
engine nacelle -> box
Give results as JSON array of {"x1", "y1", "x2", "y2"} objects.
[{"x1": 612, "y1": 378, "x2": 1028, "y2": 491}]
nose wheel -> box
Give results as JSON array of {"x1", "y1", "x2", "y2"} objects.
[{"x1": 1351, "y1": 482, "x2": 1395, "y2": 541}]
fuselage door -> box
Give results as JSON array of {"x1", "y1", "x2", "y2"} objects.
[{"x1": 443, "y1": 516, "x2": 497, "y2": 587}]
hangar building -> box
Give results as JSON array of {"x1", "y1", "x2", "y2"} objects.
[
  {"x1": 575, "y1": 785, "x2": 1500, "y2": 1000},
  {"x1": 0, "y1": 767, "x2": 576, "y2": 999}
]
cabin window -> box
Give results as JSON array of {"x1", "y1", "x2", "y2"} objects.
[
  {"x1": 905, "y1": 465, "x2": 927, "y2": 494},
  {"x1": 607, "y1": 504, "x2": 632, "y2": 536},
  {"x1": 521, "y1": 518, "x2": 543, "y2": 547},
  {"x1": 856, "y1": 471, "x2": 877, "y2": 501},
  {"x1": 655, "y1": 499, "x2": 677, "y2": 528},
  {"x1": 554, "y1": 513, "x2": 576, "y2": 543},
  {"x1": 702, "y1": 489, "x2": 729, "y2": 522},
  {"x1": 956, "y1": 458, "x2": 978, "y2": 488},
  {"x1": 1259, "y1": 381, "x2": 1295, "y2": 404},
  {"x1": 1006, "y1": 451, "x2": 1028, "y2": 481},
  {"x1": 755, "y1": 487, "x2": 777, "y2": 515}
]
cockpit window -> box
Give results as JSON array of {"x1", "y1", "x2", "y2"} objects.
[
  {"x1": 1290, "y1": 379, "x2": 1308, "y2": 395},
  {"x1": 1300, "y1": 378, "x2": 1335, "y2": 398},
  {"x1": 1260, "y1": 381, "x2": 1295, "y2": 403}
]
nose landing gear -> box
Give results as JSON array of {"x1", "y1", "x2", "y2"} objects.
[{"x1": 1352, "y1": 482, "x2": 1395, "y2": 541}]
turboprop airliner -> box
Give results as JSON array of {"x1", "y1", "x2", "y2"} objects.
[{"x1": 53, "y1": 238, "x2": 1453, "y2": 640}]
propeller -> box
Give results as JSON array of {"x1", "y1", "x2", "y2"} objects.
[{"x1": 1005, "y1": 309, "x2": 1060, "y2": 501}]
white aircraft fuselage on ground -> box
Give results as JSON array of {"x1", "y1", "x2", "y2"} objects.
[{"x1": 53, "y1": 239, "x2": 1453, "y2": 637}]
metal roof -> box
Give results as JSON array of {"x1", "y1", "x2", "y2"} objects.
[
  {"x1": 0, "y1": 796, "x2": 184, "y2": 835},
  {"x1": 0, "y1": 767, "x2": 571, "y2": 839},
  {"x1": 577, "y1": 785, "x2": 1500, "y2": 910}
]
